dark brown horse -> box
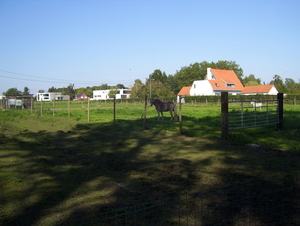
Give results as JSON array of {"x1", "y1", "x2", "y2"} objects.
[{"x1": 150, "y1": 98, "x2": 177, "y2": 121}]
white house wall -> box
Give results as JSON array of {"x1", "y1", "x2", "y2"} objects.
[
  {"x1": 268, "y1": 86, "x2": 278, "y2": 95},
  {"x1": 36, "y1": 92, "x2": 70, "y2": 101},
  {"x1": 93, "y1": 89, "x2": 131, "y2": 100},
  {"x1": 93, "y1": 90, "x2": 110, "y2": 100},
  {"x1": 190, "y1": 80, "x2": 215, "y2": 96}
]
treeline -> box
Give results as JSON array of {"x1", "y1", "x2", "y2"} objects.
[
  {"x1": 3, "y1": 60, "x2": 300, "y2": 99},
  {"x1": 130, "y1": 60, "x2": 300, "y2": 98}
]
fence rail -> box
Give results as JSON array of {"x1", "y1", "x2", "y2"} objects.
[
  {"x1": 221, "y1": 93, "x2": 283, "y2": 140},
  {"x1": 228, "y1": 99, "x2": 278, "y2": 130}
]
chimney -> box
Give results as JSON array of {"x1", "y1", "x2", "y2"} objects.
[{"x1": 206, "y1": 68, "x2": 213, "y2": 80}]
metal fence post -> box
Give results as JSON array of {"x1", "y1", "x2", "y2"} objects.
[{"x1": 221, "y1": 92, "x2": 229, "y2": 140}]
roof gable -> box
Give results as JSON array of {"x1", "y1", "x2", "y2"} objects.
[
  {"x1": 208, "y1": 69, "x2": 244, "y2": 91},
  {"x1": 76, "y1": 92, "x2": 86, "y2": 97},
  {"x1": 178, "y1": 86, "x2": 191, "y2": 95}
]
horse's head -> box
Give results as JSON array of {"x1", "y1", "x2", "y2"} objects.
[{"x1": 150, "y1": 98, "x2": 155, "y2": 106}]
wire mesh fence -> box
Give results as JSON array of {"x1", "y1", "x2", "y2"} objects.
[{"x1": 56, "y1": 175, "x2": 299, "y2": 226}]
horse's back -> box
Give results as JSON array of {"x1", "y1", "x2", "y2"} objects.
[{"x1": 156, "y1": 102, "x2": 175, "y2": 111}]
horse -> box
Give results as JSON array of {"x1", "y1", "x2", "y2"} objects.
[
  {"x1": 250, "y1": 101, "x2": 263, "y2": 110},
  {"x1": 150, "y1": 98, "x2": 177, "y2": 121}
]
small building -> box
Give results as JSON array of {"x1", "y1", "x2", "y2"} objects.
[
  {"x1": 241, "y1": 85, "x2": 278, "y2": 95},
  {"x1": 36, "y1": 92, "x2": 70, "y2": 101},
  {"x1": 177, "y1": 86, "x2": 191, "y2": 103},
  {"x1": 3, "y1": 95, "x2": 34, "y2": 109},
  {"x1": 93, "y1": 89, "x2": 131, "y2": 100},
  {"x1": 76, "y1": 93, "x2": 89, "y2": 100}
]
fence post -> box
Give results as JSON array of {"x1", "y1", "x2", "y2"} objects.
[
  {"x1": 113, "y1": 95, "x2": 116, "y2": 125},
  {"x1": 221, "y1": 92, "x2": 228, "y2": 140},
  {"x1": 52, "y1": 100, "x2": 55, "y2": 117},
  {"x1": 40, "y1": 100, "x2": 43, "y2": 116},
  {"x1": 31, "y1": 97, "x2": 33, "y2": 114},
  {"x1": 143, "y1": 95, "x2": 147, "y2": 129},
  {"x1": 88, "y1": 99, "x2": 90, "y2": 122},
  {"x1": 68, "y1": 99, "x2": 70, "y2": 119},
  {"x1": 277, "y1": 93, "x2": 283, "y2": 129},
  {"x1": 179, "y1": 95, "x2": 182, "y2": 134}
]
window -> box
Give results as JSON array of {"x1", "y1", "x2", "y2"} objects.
[
  {"x1": 215, "y1": 83, "x2": 220, "y2": 87},
  {"x1": 227, "y1": 84, "x2": 235, "y2": 88},
  {"x1": 194, "y1": 84, "x2": 196, "y2": 88}
]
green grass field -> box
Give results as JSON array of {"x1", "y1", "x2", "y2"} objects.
[{"x1": 0, "y1": 103, "x2": 299, "y2": 225}]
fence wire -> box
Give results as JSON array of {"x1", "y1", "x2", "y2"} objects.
[{"x1": 56, "y1": 176, "x2": 299, "y2": 226}]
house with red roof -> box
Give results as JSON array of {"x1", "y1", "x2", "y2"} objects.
[
  {"x1": 241, "y1": 84, "x2": 278, "y2": 95},
  {"x1": 177, "y1": 68, "x2": 279, "y2": 101},
  {"x1": 76, "y1": 92, "x2": 89, "y2": 100},
  {"x1": 189, "y1": 68, "x2": 244, "y2": 96}
]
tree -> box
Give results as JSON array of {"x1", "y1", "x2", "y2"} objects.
[
  {"x1": 62, "y1": 83, "x2": 76, "y2": 100},
  {"x1": 130, "y1": 79, "x2": 145, "y2": 98},
  {"x1": 115, "y1": 84, "x2": 126, "y2": 89},
  {"x1": 76, "y1": 88, "x2": 85, "y2": 94},
  {"x1": 243, "y1": 74, "x2": 261, "y2": 86},
  {"x1": 99, "y1": 83, "x2": 110, "y2": 90},
  {"x1": 23, "y1": 87, "x2": 30, "y2": 95},
  {"x1": 270, "y1": 75, "x2": 286, "y2": 93},
  {"x1": 108, "y1": 89, "x2": 119, "y2": 98},
  {"x1": 3, "y1": 87, "x2": 22, "y2": 96},
  {"x1": 48, "y1": 86, "x2": 57, "y2": 92},
  {"x1": 284, "y1": 78, "x2": 300, "y2": 94},
  {"x1": 145, "y1": 69, "x2": 175, "y2": 97}
]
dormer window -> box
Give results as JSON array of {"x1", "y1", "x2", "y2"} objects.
[
  {"x1": 215, "y1": 83, "x2": 220, "y2": 87},
  {"x1": 226, "y1": 84, "x2": 235, "y2": 87}
]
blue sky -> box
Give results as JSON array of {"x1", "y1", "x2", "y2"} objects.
[{"x1": 0, "y1": 0, "x2": 299, "y2": 95}]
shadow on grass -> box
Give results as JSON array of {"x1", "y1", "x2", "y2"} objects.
[{"x1": 0, "y1": 111, "x2": 299, "y2": 225}]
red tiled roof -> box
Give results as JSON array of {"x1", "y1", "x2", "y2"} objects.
[
  {"x1": 241, "y1": 85, "x2": 274, "y2": 94},
  {"x1": 178, "y1": 86, "x2": 191, "y2": 95},
  {"x1": 209, "y1": 69, "x2": 244, "y2": 91}
]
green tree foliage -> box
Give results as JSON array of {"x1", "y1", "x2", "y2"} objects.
[
  {"x1": 146, "y1": 70, "x2": 174, "y2": 98},
  {"x1": 62, "y1": 83, "x2": 76, "y2": 100},
  {"x1": 108, "y1": 89, "x2": 119, "y2": 98},
  {"x1": 115, "y1": 84, "x2": 126, "y2": 89},
  {"x1": 130, "y1": 79, "x2": 145, "y2": 98},
  {"x1": 76, "y1": 87, "x2": 85, "y2": 94},
  {"x1": 3, "y1": 87, "x2": 22, "y2": 96},
  {"x1": 243, "y1": 74, "x2": 261, "y2": 86},
  {"x1": 48, "y1": 86, "x2": 57, "y2": 92},
  {"x1": 270, "y1": 75, "x2": 286, "y2": 93},
  {"x1": 23, "y1": 87, "x2": 30, "y2": 95},
  {"x1": 284, "y1": 78, "x2": 300, "y2": 94}
]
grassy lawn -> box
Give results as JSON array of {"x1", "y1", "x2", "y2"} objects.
[{"x1": 0, "y1": 104, "x2": 299, "y2": 225}]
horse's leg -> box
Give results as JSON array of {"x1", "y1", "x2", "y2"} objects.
[
  {"x1": 157, "y1": 111, "x2": 160, "y2": 121},
  {"x1": 161, "y1": 111, "x2": 164, "y2": 121}
]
